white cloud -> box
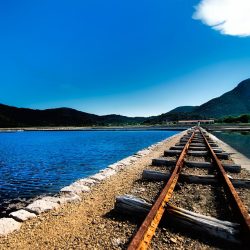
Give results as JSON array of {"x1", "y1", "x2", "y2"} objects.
[{"x1": 193, "y1": 0, "x2": 250, "y2": 37}]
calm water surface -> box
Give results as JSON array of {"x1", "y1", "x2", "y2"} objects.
[
  {"x1": 0, "y1": 130, "x2": 178, "y2": 207},
  {"x1": 212, "y1": 131, "x2": 250, "y2": 158}
]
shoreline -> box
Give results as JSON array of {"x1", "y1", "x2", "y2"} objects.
[
  {"x1": 0, "y1": 131, "x2": 186, "y2": 236},
  {"x1": 0, "y1": 130, "x2": 182, "y2": 218},
  {"x1": 0, "y1": 130, "x2": 185, "y2": 248},
  {"x1": 0, "y1": 124, "x2": 250, "y2": 132},
  {"x1": 0, "y1": 126, "x2": 187, "y2": 132}
]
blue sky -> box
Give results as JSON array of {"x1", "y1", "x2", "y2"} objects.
[{"x1": 0, "y1": 0, "x2": 250, "y2": 116}]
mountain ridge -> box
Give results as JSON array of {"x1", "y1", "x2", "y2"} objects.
[
  {"x1": 1, "y1": 78, "x2": 250, "y2": 127},
  {"x1": 144, "y1": 78, "x2": 250, "y2": 124},
  {"x1": 0, "y1": 103, "x2": 146, "y2": 127}
]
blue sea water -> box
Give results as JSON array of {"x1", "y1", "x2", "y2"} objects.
[{"x1": 0, "y1": 130, "x2": 179, "y2": 207}]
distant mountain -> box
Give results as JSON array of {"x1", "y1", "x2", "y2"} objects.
[
  {"x1": 1, "y1": 79, "x2": 249, "y2": 127},
  {"x1": 144, "y1": 78, "x2": 250, "y2": 124},
  {"x1": 0, "y1": 104, "x2": 146, "y2": 127},
  {"x1": 143, "y1": 106, "x2": 200, "y2": 124},
  {"x1": 167, "y1": 106, "x2": 197, "y2": 114}
]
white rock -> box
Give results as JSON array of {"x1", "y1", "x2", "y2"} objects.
[
  {"x1": 10, "y1": 209, "x2": 36, "y2": 222},
  {"x1": 106, "y1": 169, "x2": 117, "y2": 176},
  {"x1": 75, "y1": 178, "x2": 97, "y2": 186},
  {"x1": 42, "y1": 195, "x2": 82, "y2": 205},
  {"x1": 57, "y1": 193, "x2": 81, "y2": 204},
  {"x1": 60, "y1": 184, "x2": 90, "y2": 194},
  {"x1": 0, "y1": 218, "x2": 21, "y2": 236},
  {"x1": 25, "y1": 199, "x2": 60, "y2": 214},
  {"x1": 107, "y1": 163, "x2": 117, "y2": 169},
  {"x1": 72, "y1": 183, "x2": 91, "y2": 190},
  {"x1": 42, "y1": 196, "x2": 62, "y2": 203},
  {"x1": 119, "y1": 158, "x2": 132, "y2": 165},
  {"x1": 100, "y1": 168, "x2": 116, "y2": 177},
  {"x1": 136, "y1": 149, "x2": 150, "y2": 155},
  {"x1": 126, "y1": 156, "x2": 137, "y2": 162},
  {"x1": 108, "y1": 163, "x2": 125, "y2": 171},
  {"x1": 90, "y1": 173, "x2": 107, "y2": 181},
  {"x1": 60, "y1": 185, "x2": 74, "y2": 193}
]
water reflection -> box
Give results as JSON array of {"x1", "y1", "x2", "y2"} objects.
[{"x1": 212, "y1": 131, "x2": 250, "y2": 158}]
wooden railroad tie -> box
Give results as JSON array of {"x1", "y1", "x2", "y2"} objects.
[
  {"x1": 151, "y1": 158, "x2": 241, "y2": 173},
  {"x1": 142, "y1": 170, "x2": 250, "y2": 188},
  {"x1": 115, "y1": 195, "x2": 241, "y2": 244},
  {"x1": 164, "y1": 149, "x2": 230, "y2": 159}
]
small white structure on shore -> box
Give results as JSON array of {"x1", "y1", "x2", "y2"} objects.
[{"x1": 177, "y1": 120, "x2": 214, "y2": 125}]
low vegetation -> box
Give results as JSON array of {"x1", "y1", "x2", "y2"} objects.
[{"x1": 216, "y1": 114, "x2": 250, "y2": 124}]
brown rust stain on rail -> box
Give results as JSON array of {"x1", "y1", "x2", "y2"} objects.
[
  {"x1": 199, "y1": 128, "x2": 250, "y2": 242},
  {"x1": 127, "y1": 129, "x2": 195, "y2": 250}
]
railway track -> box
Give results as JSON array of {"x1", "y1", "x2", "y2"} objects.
[{"x1": 114, "y1": 127, "x2": 250, "y2": 249}]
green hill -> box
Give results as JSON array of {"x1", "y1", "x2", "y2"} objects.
[
  {"x1": 144, "y1": 78, "x2": 250, "y2": 124},
  {"x1": 194, "y1": 78, "x2": 250, "y2": 118},
  {"x1": 167, "y1": 106, "x2": 197, "y2": 114}
]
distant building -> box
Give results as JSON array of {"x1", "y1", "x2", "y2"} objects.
[{"x1": 177, "y1": 120, "x2": 214, "y2": 125}]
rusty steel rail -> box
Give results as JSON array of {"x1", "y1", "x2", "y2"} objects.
[
  {"x1": 127, "y1": 129, "x2": 196, "y2": 250},
  {"x1": 199, "y1": 128, "x2": 250, "y2": 242}
]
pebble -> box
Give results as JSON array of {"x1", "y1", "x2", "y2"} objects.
[{"x1": 170, "y1": 237, "x2": 177, "y2": 244}]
